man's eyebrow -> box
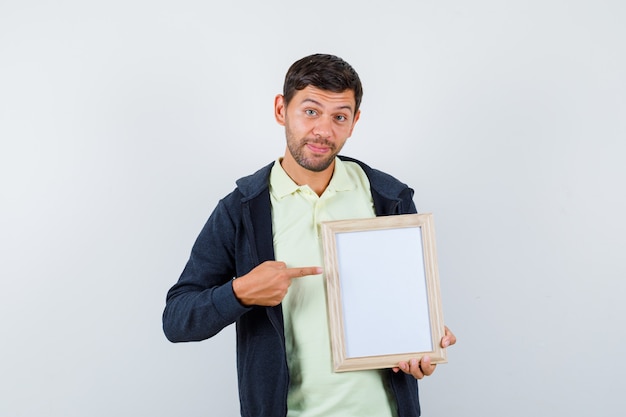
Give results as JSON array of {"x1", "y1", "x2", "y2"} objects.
[{"x1": 300, "y1": 98, "x2": 354, "y2": 114}]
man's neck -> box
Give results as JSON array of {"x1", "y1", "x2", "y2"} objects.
[{"x1": 280, "y1": 155, "x2": 334, "y2": 196}]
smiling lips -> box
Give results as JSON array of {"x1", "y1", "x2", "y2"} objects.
[{"x1": 305, "y1": 140, "x2": 334, "y2": 154}]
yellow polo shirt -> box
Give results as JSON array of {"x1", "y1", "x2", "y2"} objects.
[{"x1": 269, "y1": 157, "x2": 397, "y2": 417}]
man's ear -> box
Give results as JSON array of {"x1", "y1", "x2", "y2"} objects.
[{"x1": 274, "y1": 94, "x2": 286, "y2": 126}]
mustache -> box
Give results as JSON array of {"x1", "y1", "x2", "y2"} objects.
[{"x1": 303, "y1": 137, "x2": 335, "y2": 148}]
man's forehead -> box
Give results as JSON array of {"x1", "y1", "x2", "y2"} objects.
[{"x1": 293, "y1": 86, "x2": 356, "y2": 111}]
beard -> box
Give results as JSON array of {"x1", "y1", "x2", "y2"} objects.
[
  {"x1": 284, "y1": 119, "x2": 344, "y2": 173},
  {"x1": 286, "y1": 135, "x2": 339, "y2": 172}
]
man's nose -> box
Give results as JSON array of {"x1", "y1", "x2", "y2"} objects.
[{"x1": 312, "y1": 116, "x2": 332, "y2": 139}]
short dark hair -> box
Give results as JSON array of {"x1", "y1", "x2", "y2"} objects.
[{"x1": 283, "y1": 53, "x2": 363, "y2": 112}]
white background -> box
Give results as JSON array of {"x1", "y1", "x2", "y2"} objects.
[{"x1": 1, "y1": 1, "x2": 624, "y2": 416}]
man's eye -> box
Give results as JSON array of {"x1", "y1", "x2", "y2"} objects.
[
  {"x1": 305, "y1": 109, "x2": 317, "y2": 116},
  {"x1": 336, "y1": 115, "x2": 347, "y2": 121}
]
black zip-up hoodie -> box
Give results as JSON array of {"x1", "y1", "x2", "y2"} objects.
[{"x1": 163, "y1": 156, "x2": 421, "y2": 416}]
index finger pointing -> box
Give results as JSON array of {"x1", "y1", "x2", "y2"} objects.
[{"x1": 286, "y1": 266, "x2": 323, "y2": 278}]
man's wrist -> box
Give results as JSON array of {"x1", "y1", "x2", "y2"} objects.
[{"x1": 232, "y1": 277, "x2": 250, "y2": 306}]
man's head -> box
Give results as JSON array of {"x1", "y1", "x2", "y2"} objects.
[
  {"x1": 275, "y1": 54, "x2": 363, "y2": 183},
  {"x1": 282, "y1": 54, "x2": 363, "y2": 114}
]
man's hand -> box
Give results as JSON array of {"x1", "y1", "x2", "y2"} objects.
[
  {"x1": 232, "y1": 261, "x2": 323, "y2": 306},
  {"x1": 393, "y1": 326, "x2": 457, "y2": 379}
]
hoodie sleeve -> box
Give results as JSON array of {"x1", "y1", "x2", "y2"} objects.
[{"x1": 162, "y1": 197, "x2": 251, "y2": 342}]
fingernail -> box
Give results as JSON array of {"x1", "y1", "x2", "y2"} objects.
[{"x1": 443, "y1": 339, "x2": 450, "y2": 348}]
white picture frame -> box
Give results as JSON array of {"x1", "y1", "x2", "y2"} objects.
[{"x1": 321, "y1": 213, "x2": 447, "y2": 372}]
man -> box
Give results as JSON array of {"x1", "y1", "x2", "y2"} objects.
[{"x1": 163, "y1": 53, "x2": 456, "y2": 417}]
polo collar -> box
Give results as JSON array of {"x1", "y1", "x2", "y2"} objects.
[{"x1": 269, "y1": 157, "x2": 355, "y2": 199}]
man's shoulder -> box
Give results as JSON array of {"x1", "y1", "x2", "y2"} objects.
[
  {"x1": 212, "y1": 161, "x2": 274, "y2": 220},
  {"x1": 229, "y1": 161, "x2": 275, "y2": 200},
  {"x1": 339, "y1": 155, "x2": 416, "y2": 215},
  {"x1": 338, "y1": 155, "x2": 411, "y2": 191}
]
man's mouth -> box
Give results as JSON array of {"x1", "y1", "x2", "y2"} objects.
[{"x1": 305, "y1": 140, "x2": 333, "y2": 154}]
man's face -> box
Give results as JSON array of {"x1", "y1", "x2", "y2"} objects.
[{"x1": 275, "y1": 86, "x2": 361, "y2": 173}]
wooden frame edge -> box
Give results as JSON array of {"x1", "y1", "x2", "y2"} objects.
[{"x1": 321, "y1": 213, "x2": 447, "y2": 372}]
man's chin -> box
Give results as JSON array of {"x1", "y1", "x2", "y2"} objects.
[{"x1": 298, "y1": 156, "x2": 335, "y2": 172}]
